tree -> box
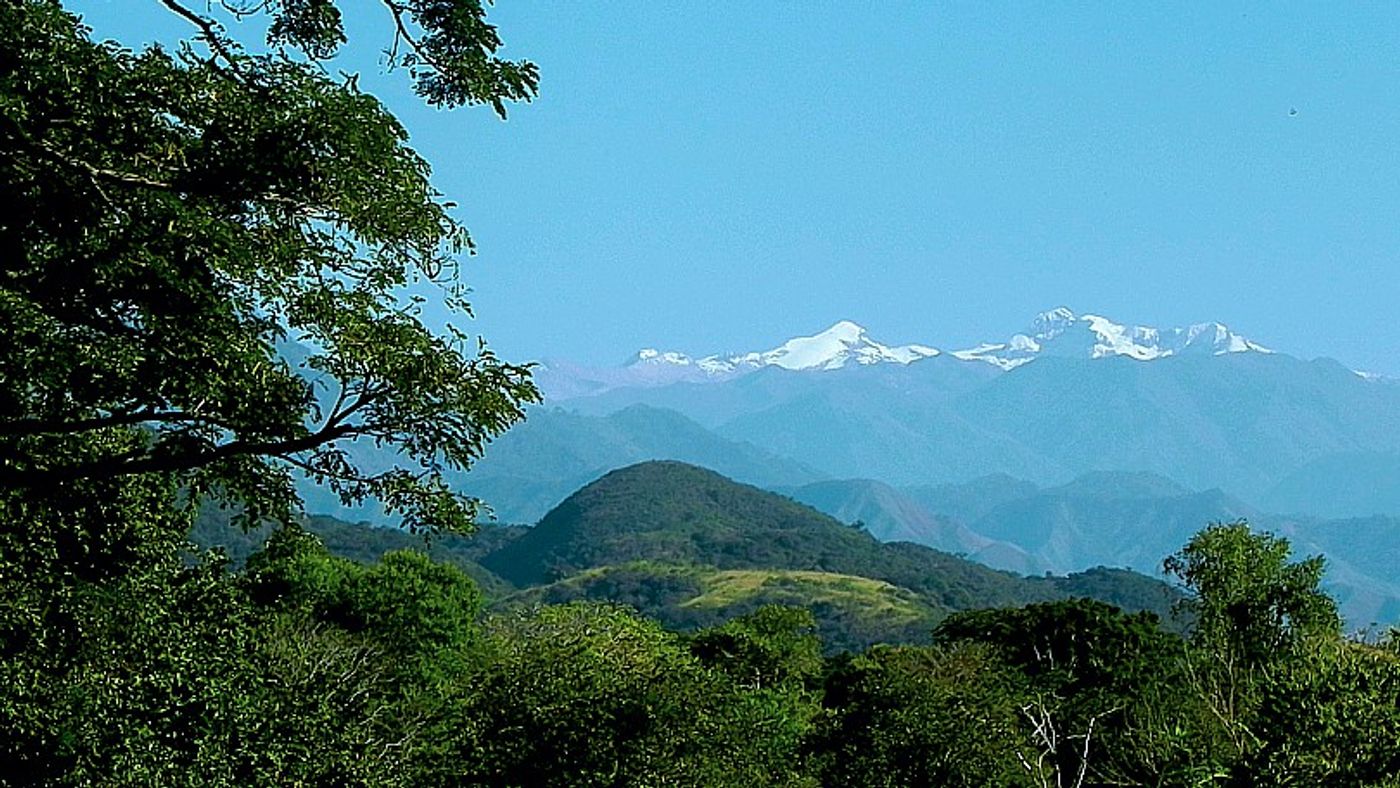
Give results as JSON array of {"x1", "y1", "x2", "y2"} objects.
[
  {"x1": 0, "y1": 539, "x2": 418, "y2": 785},
  {"x1": 450, "y1": 603, "x2": 816, "y2": 786},
  {"x1": 1164, "y1": 521, "x2": 1340, "y2": 665},
  {"x1": 689, "y1": 605, "x2": 825, "y2": 693},
  {"x1": 1163, "y1": 521, "x2": 1344, "y2": 774},
  {"x1": 1242, "y1": 637, "x2": 1400, "y2": 785},
  {"x1": 244, "y1": 526, "x2": 485, "y2": 680},
  {"x1": 932, "y1": 599, "x2": 1223, "y2": 786},
  {"x1": 1, "y1": 0, "x2": 538, "y2": 535},
  {"x1": 0, "y1": 4, "x2": 539, "y2": 782}
]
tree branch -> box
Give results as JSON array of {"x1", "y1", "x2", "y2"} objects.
[
  {"x1": 0, "y1": 408, "x2": 207, "y2": 437},
  {"x1": 380, "y1": 0, "x2": 445, "y2": 75},
  {"x1": 156, "y1": 0, "x2": 244, "y2": 72},
  {"x1": 26, "y1": 137, "x2": 322, "y2": 216},
  {"x1": 1, "y1": 422, "x2": 360, "y2": 486}
]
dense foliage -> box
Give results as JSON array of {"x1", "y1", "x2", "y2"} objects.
[
  {"x1": 2, "y1": 0, "x2": 536, "y2": 534},
  {"x1": 4, "y1": 3, "x2": 1399, "y2": 785},
  {"x1": 16, "y1": 510, "x2": 1400, "y2": 784}
]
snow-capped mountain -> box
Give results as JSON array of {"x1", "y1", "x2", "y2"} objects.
[
  {"x1": 626, "y1": 309, "x2": 1269, "y2": 377},
  {"x1": 950, "y1": 307, "x2": 1271, "y2": 370},
  {"x1": 631, "y1": 320, "x2": 940, "y2": 376},
  {"x1": 531, "y1": 308, "x2": 1279, "y2": 400}
]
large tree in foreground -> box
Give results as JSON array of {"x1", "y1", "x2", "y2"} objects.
[{"x1": 1, "y1": 0, "x2": 538, "y2": 533}]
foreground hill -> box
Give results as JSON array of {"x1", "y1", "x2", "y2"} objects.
[{"x1": 481, "y1": 461, "x2": 1179, "y2": 637}]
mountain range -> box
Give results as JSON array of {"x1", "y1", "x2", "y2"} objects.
[
  {"x1": 523, "y1": 309, "x2": 1400, "y2": 501},
  {"x1": 293, "y1": 308, "x2": 1400, "y2": 628},
  {"x1": 209, "y1": 462, "x2": 1183, "y2": 653},
  {"x1": 532, "y1": 308, "x2": 1276, "y2": 394}
]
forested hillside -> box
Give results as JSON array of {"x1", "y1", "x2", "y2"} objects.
[
  {"x1": 196, "y1": 462, "x2": 1181, "y2": 652},
  {"x1": 481, "y1": 461, "x2": 1178, "y2": 624}
]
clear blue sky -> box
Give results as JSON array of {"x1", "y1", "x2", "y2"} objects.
[{"x1": 75, "y1": 2, "x2": 1400, "y2": 373}]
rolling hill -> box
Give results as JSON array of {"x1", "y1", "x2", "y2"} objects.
[{"x1": 480, "y1": 461, "x2": 1180, "y2": 637}]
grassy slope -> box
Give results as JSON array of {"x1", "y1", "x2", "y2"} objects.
[{"x1": 503, "y1": 561, "x2": 944, "y2": 653}]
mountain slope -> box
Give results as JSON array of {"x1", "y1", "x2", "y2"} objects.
[
  {"x1": 503, "y1": 562, "x2": 943, "y2": 653},
  {"x1": 817, "y1": 468, "x2": 1400, "y2": 629},
  {"x1": 949, "y1": 353, "x2": 1400, "y2": 497},
  {"x1": 687, "y1": 352, "x2": 1400, "y2": 493},
  {"x1": 1261, "y1": 451, "x2": 1400, "y2": 518},
  {"x1": 971, "y1": 475, "x2": 1259, "y2": 575},
  {"x1": 779, "y1": 478, "x2": 1044, "y2": 574},
  {"x1": 1270, "y1": 514, "x2": 1400, "y2": 626},
  {"x1": 716, "y1": 391, "x2": 1066, "y2": 485},
  {"x1": 450, "y1": 405, "x2": 823, "y2": 523},
  {"x1": 904, "y1": 474, "x2": 1043, "y2": 525},
  {"x1": 780, "y1": 479, "x2": 982, "y2": 547},
  {"x1": 557, "y1": 354, "x2": 1001, "y2": 430}
]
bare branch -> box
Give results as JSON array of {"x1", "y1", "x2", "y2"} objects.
[
  {"x1": 156, "y1": 0, "x2": 244, "y2": 71},
  {"x1": 379, "y1": 0, "x2": 448, "y2": 76}
]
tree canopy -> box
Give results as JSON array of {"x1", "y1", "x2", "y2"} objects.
[{"x1": 1, "y1": 0, "x2": 537, "y2": 533}]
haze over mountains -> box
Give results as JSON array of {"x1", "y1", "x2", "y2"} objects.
[
  {"x1": 300, "y1": 308, "x2": 1400, "y2": 627},
  {"x1": 524, "y1": 308, "x2": 1400, "y2": 500}
]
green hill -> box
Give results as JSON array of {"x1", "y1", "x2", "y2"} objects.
[
  {"x1": 198, "y1": 462, "x2": 1182, "y2": 648},
  {"x1": 481, "y1": 461, "x2": 1179, "y2": 626}
]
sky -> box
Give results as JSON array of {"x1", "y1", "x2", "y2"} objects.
[{"x1": 74, "y1": 3, "x2": 1400, "y2": 374}]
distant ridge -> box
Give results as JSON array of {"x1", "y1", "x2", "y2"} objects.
[
  {"x1": 453, "y1": 405, "x2": 823, "y2": 523},
  {"x1": 534, "y1": 307, "x2": 1274, "y2": 398}
]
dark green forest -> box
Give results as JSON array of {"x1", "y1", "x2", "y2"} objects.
[{"x1": 4, "y1": 2, "x2": 1400, "y2": 785}]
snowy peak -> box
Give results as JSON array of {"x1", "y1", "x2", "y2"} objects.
[
  {"x1": 629, "y1": 321, "x2": 941, "y2": 377},
  {"x1": 1028, "y1": 307, "x2": 1078, "y2": 338},
  {"x1": 634, "y1": 348, "x2": 693, "y2": 366},
  {"x1": 734, "y1": 321, "x2": 941, "y2": 371},
  {"x1": 953, "y1": 308, "x2": 1271, "y2": 370}
]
